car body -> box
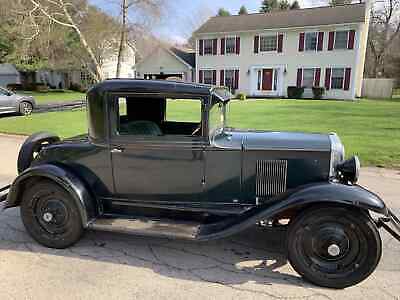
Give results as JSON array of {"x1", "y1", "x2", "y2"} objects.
[
  {"x1": 0, "y1": 87, "x2": 35, "y2": 115},
  {"x1": 1, "y1": 79, "x2": 399, "y2": 289}
]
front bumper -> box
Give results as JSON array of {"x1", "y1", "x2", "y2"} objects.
[{"x1": 377, "y1": 209, "x2": 400, "y2": 242}]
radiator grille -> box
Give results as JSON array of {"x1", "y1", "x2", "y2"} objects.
[{"x1": 256, "y1": 160, "x2": 288, "y2": 197}]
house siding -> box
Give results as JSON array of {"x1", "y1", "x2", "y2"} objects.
[{"x1": 196, "y1": 18, "x2": 369, "y2": 100}]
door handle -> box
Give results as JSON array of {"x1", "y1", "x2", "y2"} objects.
[{"x1": 111, "y1": 146, "x2": 124, "y2": 153}]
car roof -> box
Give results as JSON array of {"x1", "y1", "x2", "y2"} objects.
[{"x1": 88, "y1": 79, "x2": 216, "y2": 97}]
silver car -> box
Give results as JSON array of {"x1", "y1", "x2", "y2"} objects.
[{"x1": 0, "y1": 87, "x2": 36, "y2": 116}]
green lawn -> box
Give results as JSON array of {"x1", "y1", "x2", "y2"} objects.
[
  {"x1": 20, "y1": 90, "x2": 85, "y2": 104},
  {"x1": 0, "y1": 98, "x2": 399, "y2": 168}
]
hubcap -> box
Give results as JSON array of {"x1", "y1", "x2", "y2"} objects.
[
  {"x1": 43, "y1": 212, "x2": 54, "y2": 223},
  {"x1": 22, "y1": 102, "x2": 32, "y2": 115},
  {"x1": 327, "y1": 244, "x2": 341, "y2": 257}
]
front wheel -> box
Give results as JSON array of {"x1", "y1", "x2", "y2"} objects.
[
  {"x1": 287, "y1": 206, "x2": 382, "y2": 289},
  {"x1": 21, "y1": 180, "x2": 84, "y2": 249},
  {"x1": 19, "y1": 101, "x2": 33, "y2": 116}
]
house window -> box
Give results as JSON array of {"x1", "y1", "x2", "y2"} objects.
[
  {"x1": 334, "y1": 31, "x2": 348, "y2": 49},
  {"x1": 80, "y1": 71, "x2": 92, "y2": 83},
  {"x1": 204, "y1": 39, "x2": 214, "y2": 55},
  {"x1": 225, "y1": 37, "x2": 236, "y2": 54},
  {"x1": 224, "y1": 69, "x2": 235, "y2": 89},
  {"x1": 260, "y1": 35, "x2": 277, "y2": 52},
  {"x1": 305, "y1": 32, "x2": 318, "y2": 51},
  {"x1": 303, "y1": 68, "x2": 315, "y2": 88},
  {"x1": 331, "y1": 68, "x2": 345, "y2": 89},
  {"x1": 203, "y1": 70, "x2": 214, "y2": 84}
]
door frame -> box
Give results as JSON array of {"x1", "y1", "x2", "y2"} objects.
[{"x1": 250, "y1": 65, "x2": 285, "y2": 97}]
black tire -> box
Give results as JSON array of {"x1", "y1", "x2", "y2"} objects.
[
  {"x1": 287, "y1": 205, "x2": 382, "y2": 289},
  {"x1": 20, "y1": 180, "x2": 84, "y2": 249},
  {"x1": 17, "y1": 132, "x2": 60, "y2": 174},
  {"x1": 19, "y1": 101, "x2": 33, "y2": 116}
]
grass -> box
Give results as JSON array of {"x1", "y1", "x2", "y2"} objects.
[
  {"x1": 0, "y1": 98, "x2": 399, "y2": 168},
  {"x1": 20, "y1": 90, "x2": 85, "y2": 104}
]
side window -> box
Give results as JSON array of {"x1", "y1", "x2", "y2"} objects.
[{"x1": 166, "y1": 99, "x2": 201, "y2": 123}]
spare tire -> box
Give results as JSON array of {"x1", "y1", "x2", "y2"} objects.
[{"x1": 17, "y1": 132, "x2": 60, "y2": 174}]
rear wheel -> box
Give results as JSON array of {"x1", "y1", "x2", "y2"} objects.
[
  {"x1": 21, "y1": 180, "x2": 84, "y2": 249},
  {"x1": 19, "y1": 101, "x2": 33, "y2": 116},
  {"x1": 287, "y1": 206, "x2": 382, "y2": 288}
]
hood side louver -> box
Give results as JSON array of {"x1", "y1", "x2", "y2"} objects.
[{"x1": 256, "y1": 160, "x2": 288, "y2": 198}]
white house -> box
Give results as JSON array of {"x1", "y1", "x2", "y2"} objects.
[
  {"x1": 102, "y1": 42, "x2": 137, "y2": 79},
  {"x1": 194, "y1": 3, "x2": 372, "y2": 100},
  {"x1": 135, "y1": 46, "x2": 195, "y2": 82}
]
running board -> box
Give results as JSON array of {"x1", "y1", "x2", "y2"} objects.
[{"x1": 89, "y1": 215, "x2": 201, "y2": 239}]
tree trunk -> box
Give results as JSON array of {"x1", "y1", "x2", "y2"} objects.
[{"x1": 116, "y1": 0, "x2": 128, "y2": 78}]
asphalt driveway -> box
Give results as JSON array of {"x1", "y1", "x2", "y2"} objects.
[{"x1": 0, "y1": 134, "x2": 399, "y2": 300}]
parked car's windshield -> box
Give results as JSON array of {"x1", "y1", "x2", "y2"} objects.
[{"x1": 209, "y1": 101, "x2": 228, "y2": 136}]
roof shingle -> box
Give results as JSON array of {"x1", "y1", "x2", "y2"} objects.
[{"x1": 195, "y1": 4, "x2": 366, "y2": 35}]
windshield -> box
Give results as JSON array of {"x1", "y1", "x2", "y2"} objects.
[{"x1": 209, "y1": 101, "x2": 229, "y2": 136}]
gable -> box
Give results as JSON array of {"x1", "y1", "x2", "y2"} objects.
[{"x1": 136, "y1": 47, "x2": 192, "y2": 74}]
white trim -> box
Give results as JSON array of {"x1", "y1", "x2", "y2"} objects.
[
  {"x1": 195, "y1": 22, "x2": 361, "y2": 36},
  {"x1": 166, "y1": 49, "x2": 193, "y2": 69},
  {"x1": 249, "y1": 65, "x2": 285, "y2": 96},
  {"x1": 333, "y1": 30, "x2": 350, "y2": 50},
  {"x1": 223, "y1": 35, "x2": 238, "y2": 55},
  {"x1": 258, "y1": 34, "x2": 278, "y2": 53}
]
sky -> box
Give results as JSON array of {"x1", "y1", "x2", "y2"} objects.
[{"x1": 90, "y1": 0, "x2": 326, "y2": 44}]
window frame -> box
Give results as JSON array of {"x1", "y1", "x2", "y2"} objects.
[
  {"x1": 110, "y1": 93, "x2": 207, "y2": 140},
  {"x1": 305, "y1": 32, "x2": 318, "y2": 52},
  {"x1": 202, "y1": 70, "x2": 214, "y2": 85},
  {"x1": 203, "y1": 39, "x2": 214, "y2": 55},
  {"x1": 259, "y1": 34, "x2": 278, "y2": 52},
  {"x1": 330, "y1": 67, "x2": 345, "y2": 90},
  {"x1": 225, "y1": 36, "x2": 237, "y2": 55},
  {"x1": 334, "y1": 31, "x2": 349, "y2": 50},
  {"x1": 302, "y1": 68, "x2": 316, "y2": 88}
]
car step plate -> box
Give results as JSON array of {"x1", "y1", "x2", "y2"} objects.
[{"x1": 89, "y1": 215, "x2": 201, "y2": 239}]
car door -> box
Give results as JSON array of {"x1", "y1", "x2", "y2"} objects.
[
  {"x1": 0, "y1": 88, "x2": 16, "y2": 113},
  {"x1": 109, "y1": 96, "x2": 206, "y2": 208}
]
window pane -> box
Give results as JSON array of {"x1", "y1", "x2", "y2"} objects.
[
  {"x1": 204, "y1": 39, "x2": 213, "y2": 55},
  {"x1": 334, "y1": 31, "x2": 348, "y2": 49},
  {"x1": 260, "y1": 35, "x2": 277, "y2": 52},
  {"x1": 203, "y1": 70, "x2": 213, "y2": 84},
  {"x1": 303, "y1": 68, "x2": 315, "y2": 88},
  {"x1": 226, "y1": 37, "x2": 236, "y2": 54},
  {"x1": 166, "y1": 99, "x2": 201, "y2": 123},
  {"x1": 225, "y1": 69, "x2": 235, "y2": 89},
  {"x1": 331, "y1": 68, "x2": 344, "y2": 89},
  {"x1": 305, "y1": 32, "x2": 317, "y2": 51}
]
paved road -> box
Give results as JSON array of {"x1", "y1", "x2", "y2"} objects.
[{"x1": 0, "y1": 134, "x2": 399, "y2": 300}]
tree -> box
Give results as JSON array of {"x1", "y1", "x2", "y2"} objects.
[
  {"x1": 217, "y1": 8, "x2": 231, "y2": 16},
  {"x1": 238, "y1": 5, "x2": 248, "y2": 15},
  {"x1": 116, "y1": 0, "x2": 163, "y2": 78},
  {"x1": 260, "y1": 0, "x2": 278, "y2": 12},
  {"x1": 367, "y1": 0, "x2": 400, "y2": 78},
  {"x1": 290, "y1": 1, "x2": 300, "y2": 9}
]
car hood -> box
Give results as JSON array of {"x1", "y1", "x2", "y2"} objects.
[{"x1": 212, "y1": 129, "x2": 332, "y2": 152}]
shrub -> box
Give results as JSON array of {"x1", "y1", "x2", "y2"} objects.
[
  {"x1": 69, "y1": 83, "x2": 86, "y2": 93},
  {"x1": 312, "y1": 87, "x2": 325, "y2": 99},
  {"x1": 236, "y1": 92, "x2": 247, "y2": 101},
  {"x1": 6, "y1": 83, "x2": 23, "y2": 91},
  {"x1": 287, "y1": 86, "x2": 304, "y2": 99},
  {"x1": 36, "y1": 83, "x2": 49, "y2": 92}
]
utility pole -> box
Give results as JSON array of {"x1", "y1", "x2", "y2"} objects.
[{"x1": 116, "y1": 0, "x2": 128, "y2": 78}]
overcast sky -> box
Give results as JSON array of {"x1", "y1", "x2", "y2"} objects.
[{"x1": 90, "y1": 0, "x2": 327, "y2": 43}]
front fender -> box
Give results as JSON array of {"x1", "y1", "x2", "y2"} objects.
[
  {"x1": 197, "y1": 182, "x2": 387, "y2": 241},
  {"x1": 6, "y1": 164, "x2": 98, "y2": 227}
]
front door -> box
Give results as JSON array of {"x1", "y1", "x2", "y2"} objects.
[
  {"x1": 110, "y1": 96, "x2": 206, "y2": 207},
  {"x1": 262, "y1": 69, "x2": 273, "y2": 91}
]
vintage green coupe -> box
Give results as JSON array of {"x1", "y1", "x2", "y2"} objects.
[{"x1": 1, "y1": 80, "x2": 399, "y2": 288}]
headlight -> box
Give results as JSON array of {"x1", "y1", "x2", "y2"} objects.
[
  {"x1": 329, "y1": 133, "x2": 345, "y2": 178},
  {"x1": 337, "y1": 156, "x2": 360, "y2": 184}
]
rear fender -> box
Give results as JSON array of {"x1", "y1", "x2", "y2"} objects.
[
  {"x1": 6, "y1": 164, "x2": 98, "y2": 227},
  {"x1": 197, "y1": 182, "x2": 387, "y2": 241}
]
